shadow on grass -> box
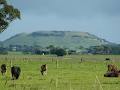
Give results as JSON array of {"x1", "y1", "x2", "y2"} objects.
[{"x1": 103, "y1": 82, "x2": 119, "y2": 84}]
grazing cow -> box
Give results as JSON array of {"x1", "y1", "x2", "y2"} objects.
[
  {"x1": 107, "y1": 64, "x2": 118, "y2": 72},
  {"x1": 41, "y1": 64, "x2": 47, "y2": 76},
  {"x1": 1, "y1": 64, "x2": 7, "y2": 75},
  {"x1": 105, "y1": 58, "x2": 110, "y2": 61},
  {"x1": 11, "y1": 66, "x2": 21, "y2": 80}
]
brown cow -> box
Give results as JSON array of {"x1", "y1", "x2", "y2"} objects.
[
  {"x1": 40, "y1": 64, "x2": 47, "y2": 76},
  {"x1": 107, "y1": 64, "x2": 118, "y2": 72},
  {"x1": 104, "y1": 71, "x2": 120, "y2": 77},
  {"x1": 1, "y1": 64, "x2": 7, "y2": 75},
  {"x1": 104, "y1": 64, "x2": 120, "y2": 77}
]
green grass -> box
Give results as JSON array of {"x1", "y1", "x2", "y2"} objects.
[{"x1": 0, "y1": 55, "x2": 120, "y2": 90}]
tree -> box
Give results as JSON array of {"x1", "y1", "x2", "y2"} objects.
[
  {"x1": 0, "y1": 46, "x2": 8, "y2": 54},
  {"x1": 50, "y1": 47, "x2": 66, "y2": 56},
  {"x1": 68, "y1": 50, "x2": 76, "y2": 55},
  {"x1": 46, "y1": 45, "x2": 55, "y2": 49},
  {"x1": 0, "y1": 0, "x2": 20, "y2": 32},
  {"x1": 54, "y1": 48, "x2": 66, "y2": 56}
]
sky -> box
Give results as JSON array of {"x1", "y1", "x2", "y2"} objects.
[{"x1": 0, "y1": 0, "x2": 120, "y2": 43}]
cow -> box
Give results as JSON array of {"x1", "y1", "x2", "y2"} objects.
[
  {"x1": 104, "y1": 71, "x2": 120, "y2": 77},
  {"x1": 1, "y1": 64, "x2": 7, "y2": 75},
  {"x1": 40, "y1": 64, "x2": 47, "y2": 76},
  {"x1": 105, "y1": 58, "x2": 110, "y2": 61},
  {"x1": 104, "y1": 64, "x2": 120, "y2": 77},
  {"x1": 11, "y1": 66, "x2": 21, "y2": 80}
]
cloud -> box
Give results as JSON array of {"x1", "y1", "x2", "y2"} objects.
[{"x1": 10, "y1": 0, "x2": 120, "y2": 17}]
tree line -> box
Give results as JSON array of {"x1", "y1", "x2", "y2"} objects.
[
  {"x1": 88, "y1": 44, "x2": 120, "y2": 55},
  {"x1": 1, "y1": 44, "x2": 120, "y2": 55},
  {"x1": 0, "y1": 44, "x2": 67, "y2": 56}
]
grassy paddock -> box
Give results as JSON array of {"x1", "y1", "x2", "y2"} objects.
[{"x1": 0, "y1": 55, "x2": 120, "y2": 90}]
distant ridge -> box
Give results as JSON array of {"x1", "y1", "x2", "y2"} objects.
[{"x1": 3, "y1": 31, "x2": 111, "y2": 49}]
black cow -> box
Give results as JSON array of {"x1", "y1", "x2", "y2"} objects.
[
  {"x1": 1, "y1": 64, "x2": 7, "y2": 75},
  {"x1": 105, "y1": 58, "x2": 110, "y2": 61},
  {"x1": 11, "y1": 66, "x2": 21, "y2": 80},
  {"x1": 41, "y1": 64, "x2": 47, "y2": 76}
]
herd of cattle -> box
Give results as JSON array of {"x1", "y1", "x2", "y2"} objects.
[
  {"x1": 0, "y1": 64, "x2": 47, "y2": 80},
  {"x1": 0, "y1": 58, "x2": 120, "y2": 80}
]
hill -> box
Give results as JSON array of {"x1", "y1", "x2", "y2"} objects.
[{"x1": 3, "y1": 31, "x2": 110, "y2": 49}]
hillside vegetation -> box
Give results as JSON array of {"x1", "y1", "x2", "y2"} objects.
[{"x1": 3, "y1": 31, "x2": 110, "y2": 49}]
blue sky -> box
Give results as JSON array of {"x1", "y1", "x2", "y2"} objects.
[{"x1": 0, "y1": 0, "x2": 120, "y2": 43}]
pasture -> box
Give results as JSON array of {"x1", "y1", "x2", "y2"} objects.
[{"x1": 0, "y1": 55, "x2": 120, "y2": 90}]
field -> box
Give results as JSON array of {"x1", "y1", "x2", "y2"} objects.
[{"x1": 0, "y1": 55, "x2": 120, "y2": 90}]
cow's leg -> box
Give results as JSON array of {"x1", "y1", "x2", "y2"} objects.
[
  {"x1": 44, "y1": 71, "x2": 47, "y2": 75},
  {"x1": 11, "y1": 74, "x2": 15, "y2": 80},
  {"x1": 1, "y1": 72, "x2": 3, "y2": 76},
  {"x1": 16, "y1": 74, "x2": 20, "y2": 79},
  {"x1": 41, "y1": 71, "x2": 43, "y2": 75}
]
